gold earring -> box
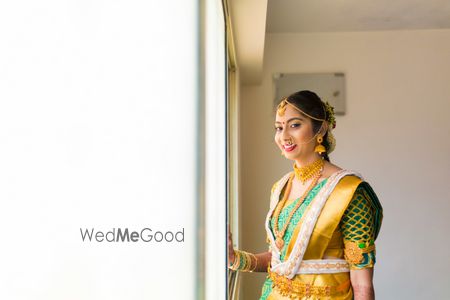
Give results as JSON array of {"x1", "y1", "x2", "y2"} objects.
[{"x1": 314, "y1": 135, "x2": 326, "y2": 154}]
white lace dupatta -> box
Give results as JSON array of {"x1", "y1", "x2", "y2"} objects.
[{"x1": 265, "y1": 170, "x2": 363, "y2": 279}]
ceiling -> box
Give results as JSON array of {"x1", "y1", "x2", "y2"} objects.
[
  {"x1": 267, "y1": 0, "x2": 450, "y2": 33},
  {"x1": 230, "y1": 0, "x2": 450, "y2": 85}
]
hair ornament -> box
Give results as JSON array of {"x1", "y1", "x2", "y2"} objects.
[
  {"x1": 277, "y1": 97, "x2": 326, "y2": 122},
  {"x1": 324, "y1": 101, "x2": 336, "y2": 129},
  {"x1": 277, "y1": 98, "x2": 288, "y2": 116},
  {"x1": 323, "y1": 101, "x2": 337, "y2": 154}
]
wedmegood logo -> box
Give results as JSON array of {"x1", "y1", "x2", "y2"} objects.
[{"x1": 80, "y1": 228, "x2": 185, "y2": 243}]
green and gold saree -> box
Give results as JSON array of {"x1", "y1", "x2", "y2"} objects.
[{"x1": 260, "y1": 170, "x2": 383, "y2": 300}]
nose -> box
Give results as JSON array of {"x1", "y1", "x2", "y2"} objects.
[{"x1": 280, "y1": 128, "x2": 291, "y2": 143}]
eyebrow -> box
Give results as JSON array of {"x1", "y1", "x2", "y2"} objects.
[{"x1": 275, "y1": 117, "x2": 304, "y2": 124}]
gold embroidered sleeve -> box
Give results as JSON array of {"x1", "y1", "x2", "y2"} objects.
[{"x1": 341, "y1": 183, "x2": 382, "y2": 270}]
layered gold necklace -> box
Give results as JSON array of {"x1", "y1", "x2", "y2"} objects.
[{"x1": 272, "y1": 159, "x2": 324, "y2": 250}]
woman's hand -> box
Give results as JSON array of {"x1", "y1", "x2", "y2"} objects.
[
  {"x1": 228, "y1": 225, "x2": 236, "y2": 265},
  {"x1": 350, "y1": 268, "x2": 375, "y2": 300}
]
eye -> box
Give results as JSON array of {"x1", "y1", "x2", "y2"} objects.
[
  {"x1": 274, "y1": 126, "x2": 282, "y2": 132},
  {"x1": 290, "y1": 123, "x2": 300, "y2": 128}
]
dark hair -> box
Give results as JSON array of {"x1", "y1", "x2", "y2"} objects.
[{"x1": 277, "y1": 90, "x2": 331, "y2": 162}]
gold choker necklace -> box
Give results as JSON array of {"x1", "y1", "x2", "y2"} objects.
[{"x1": 293, "y1": 158, "x2": 324, "y2": 183}]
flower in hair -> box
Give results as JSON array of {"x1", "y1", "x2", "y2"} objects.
[{"x1": 324, "y1": 101, "x2": 336, "y2": 129}]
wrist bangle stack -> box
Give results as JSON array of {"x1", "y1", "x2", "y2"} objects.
[{"x1": 228, "y1": 249, "x2": 258, "y2": 272}]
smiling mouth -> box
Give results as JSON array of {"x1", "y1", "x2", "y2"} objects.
[{"x1": 283, "y1": 144, "x2": 297, "y2": 152}]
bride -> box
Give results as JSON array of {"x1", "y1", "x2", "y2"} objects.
[{"x1": 228, "y1": 90, "x2": 383, "y2": 300}]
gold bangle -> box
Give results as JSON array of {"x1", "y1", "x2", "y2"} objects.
[
  {"x1": 229, "y1": 250, "x2": 240, "y2": 271},
  {"x1": 234, "y1": 250, "x2": 242, "y2": 270},
  {"x1": 229, "y1": 250, "x2": 258, "y2": 272},
  {"x1": 243, "y1": 251, "x2": 250, "y2": 271},
  {"x1": 242, "y1": 251, "x2": 257, "y2": 272},
  {"x1": 249, "y1": 252, "x2": 258, "y2": 272}
]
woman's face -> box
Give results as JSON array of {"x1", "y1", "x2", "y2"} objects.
[{"x1": 274, "y1": 104, "x2": 317, "y2": 161}]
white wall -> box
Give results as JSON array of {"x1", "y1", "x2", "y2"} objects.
[
  {"x1": 239, "y1": 29, "x2": 450, "y2": 300},
  {"x1": 0, "y1": 1, "x2": 199, "y2": 299}
]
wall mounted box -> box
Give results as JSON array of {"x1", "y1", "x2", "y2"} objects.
[{"x1": 273, "y1": 72, "x2": 346, "y2": 115}]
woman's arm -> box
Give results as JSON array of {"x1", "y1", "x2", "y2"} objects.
[
  {"x1": 341, "y1": 182, "x2": 383, "y2": 299},
  {"x1": 251, "y1": 251, "x2": 271, "y2": 272},
  {"x1": 350, "y1": 268, "x2": 375, "y2": 300},
  {"x1": 228, "y1": 227, "x2": 272, "y2": 272}
]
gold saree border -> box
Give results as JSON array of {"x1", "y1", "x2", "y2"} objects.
[{"x1": 285, "y1": 175, "x2": 362, "y2": 260}]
